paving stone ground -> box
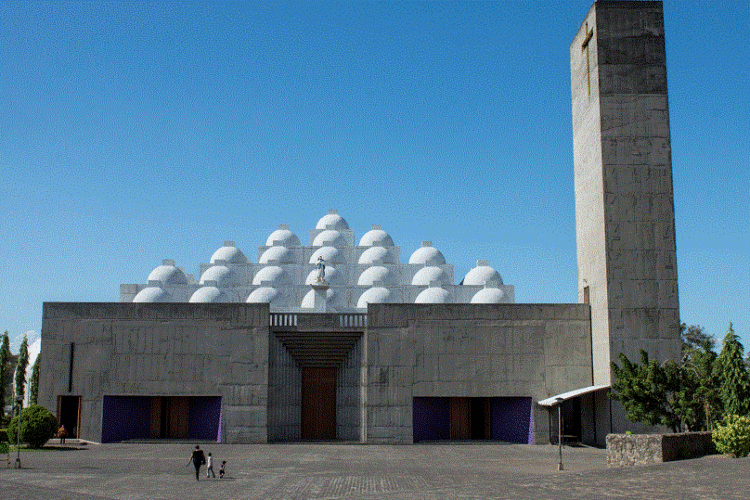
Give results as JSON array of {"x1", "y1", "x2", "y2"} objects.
[{"x1": 1, "y1": 440, "x2": 747, "y2": 499}]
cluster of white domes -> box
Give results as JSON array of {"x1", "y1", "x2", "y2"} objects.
[{"x1": 121, "y1": 210, "x2": 514, "y2": 310}]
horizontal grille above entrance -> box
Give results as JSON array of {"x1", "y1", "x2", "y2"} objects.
[{"x1": 274, "y1": 331, "x2": 362, "y2": 368}]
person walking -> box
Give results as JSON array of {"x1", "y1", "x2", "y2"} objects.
[
  {"x1": 57, "y1": 424, "x2": 68, "y2": 445},
  {"x1": 206, "y1": 452, "x2": 216, "y2": 478},
  {"x1": 187, "y1": 445, "x2": 206, "y2": 481}
]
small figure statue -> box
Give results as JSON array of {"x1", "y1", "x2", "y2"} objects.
[{"x1": 316, "y1": 255, "x2": 326, "y2": 283}]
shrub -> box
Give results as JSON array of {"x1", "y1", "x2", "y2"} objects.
[
  {"x1": 712, "y1": 414, "x2": 750, "y2": 457},
  {"x1": 6, "y1": 404, "x2": 58, "y2": 448},
  {"x1": 0, "y1": 428, "x2": 8, "y2": 442}
]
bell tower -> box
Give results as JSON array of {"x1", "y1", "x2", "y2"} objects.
[{"x1": 571, "y1": 0, "x2": 681, "y2": 393}]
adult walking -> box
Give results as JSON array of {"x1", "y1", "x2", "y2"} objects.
[{"x1": 187, "y1": 445, "x2": 206, "y2": 480}]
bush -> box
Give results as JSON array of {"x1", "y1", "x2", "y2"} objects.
[
  {"x1": 0, "y1": 428, "x2": 8, "y2": 443},
  {"x1": 712, "y1": 414, "x2": 750, "y2": 457},
  {"x1": 6, "y1": 404, "x2": 58, "y2": 448}
]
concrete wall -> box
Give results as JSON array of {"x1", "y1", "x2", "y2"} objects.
[
  {"x1": 40, "y1": 302, "x2": 270, "y2": 444},
  {"x1": 572, "y1": 1, "x2": 680, "y2": 403},
  {"x1": 267, "y1": 333, "x2": 301, "y2": 441},
  {"x1": 365, "y1": 304, "x2": 592, "y2": 444}
]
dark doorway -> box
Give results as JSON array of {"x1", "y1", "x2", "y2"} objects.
[
  {"x1": 57, "y1": 395, "x2": 81, "y2": 439},
  {"x1": 470, "y1": 398, "x2": 491, "y2": 439},
  {"x1": 450, "y1": 397, "x2": 491, "y2": 440},
  {"x1": 414, "y1": 397, "x2": 532, "y2": 443},
  {"x1": 101, "y1": 396, "x2": 221, "y2": 443},
  {"x1": 562, "y1": 398, "x2": 582, "y2": 442},
  {"x1": 301, "y1": 367, "x2": 337, "y2": 439}
]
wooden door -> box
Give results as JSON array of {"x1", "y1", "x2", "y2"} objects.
[
  {"x1": 450, "y1": 397, "x2": 471, "y2": 440},
  {"x1": 301, "y1": 367, "x2": 337, "y2": 440}
]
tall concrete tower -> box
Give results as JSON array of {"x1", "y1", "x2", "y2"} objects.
[{"x1": 571, "y1": 0, "x2": 681, "y2": 392}]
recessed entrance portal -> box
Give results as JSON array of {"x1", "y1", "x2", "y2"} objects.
[
  {"x1": 301, "y1": 367, "x2": 337, "y2": 440},
  {"x1": 101, "y1": 396, "x2": 221, "y2": 443},
  {"x1": 414, "y1": 397, "x2": 533, "y2": 443}
]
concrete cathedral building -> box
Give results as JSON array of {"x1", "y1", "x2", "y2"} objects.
[{"x1": 40, "y1": 1, "x2": 680, "y2": 446}]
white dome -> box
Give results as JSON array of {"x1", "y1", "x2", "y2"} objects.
[
  {"x1": 411, "y1": 266, "x2": 450, "y2": 286},
  {"x1": 246, "y1": 286, "x2": 281, "y2": 304},
  {"x1": 358, "y1": 246, "x2": 395, "y2": 265},
  {"x1": 189, "y1": 286, "x2": 229, "y2": 303},
  {"x1": 415, "y1": 287, "x2": 451, "y2": 304},
  {"x1": 309, "y1": 246, "x2": 345, "y2": 265},
  {"x1": 301, "y1": 288, "x2": 335, "y2": 308},
  {"x1": 305, "y1": 266, "x2": 341, "y2": 285},
  {"x1": 316, "y1": 210, "x2": 349, "y2": 230},
  {"x1": 199, "y1": 265, "x2": 235, "y2": 286},
  {"x1": 359, "y1": 228, "x2": 394, "y2": 247},
  {"x1": 133, "y1": 287, "x2": 173, "y2": 303},
  {"x1": 409, "y1": 245, "x2": 446, "y2": 265},
  {"x1": 210, "y1": 243, "x2": 248, "y2": 264},
  {"x1": 463, "y1": 262, "x2": 503, "y2": 286},
  {"x1": 265, "y1": 227, "x2": 300, "y2": 247},
  {"x1": 357, "y1": 266, "x2": 393, "y2": 286},
  {"x1": 147, "y1": 264, "x2": 188, "y2": 285},
  {"x1": 471, "y1": 287, "x2": 505, "y2": 304},
  {"x1": 313, "y1": 229, "x2": 346, "y2": 248},
  {"x1": 259, "y1": 246, "x2": 295, "y2": 264},
  {"x1": 252, "y1": 266, "x2": 290, "y2": 286},
  {"x1": 357, "y1": 287, "x2": 392, "y2": 308}
]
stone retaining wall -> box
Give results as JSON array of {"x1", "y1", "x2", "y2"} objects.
[{"x1": 607, "y1": 432, "x2": 715, "y2": 467}]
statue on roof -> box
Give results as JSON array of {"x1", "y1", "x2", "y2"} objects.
[{"x1": 315, "y1": 255, "x2": 326, "y2": 283}]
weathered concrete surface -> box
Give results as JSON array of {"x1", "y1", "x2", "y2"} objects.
[
  {"x1": 571, "y1": 1, "x2": 681, "y2": 440},
  {"x1": 367, "y1": 303, "x2": 592, "y2": 444},
  {"x1": 1, "y1": 442, "x2": 747, "y2": 500},
  {"x1": 40, "y1": 303, "x2": 271, "y2": 444}
]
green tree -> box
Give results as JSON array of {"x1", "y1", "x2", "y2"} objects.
[
  {"x1": 681, "y1": 323, "x2": 715, "y2": 352},
  {"x1": 0, "y1": 331, "x2": 11, "y2": 424},
  {"x1": 679, "y1": 324, "x2": 722, "y2": 430},
  {"x1": 29, "y1": 355, "x2": 40, "y2": 406},
  {"x1": 14, "y1": 335, "x2": 29, "y2": 416},
  {"x1": 715, "y1": 323, "x2": 750, "y2": 416},
  {"x1": 6, "y1": 404, "x2": 58, "y2": 448},
  {"x1": 611, "y1": 350, "x2": 683, "y2": 432}
]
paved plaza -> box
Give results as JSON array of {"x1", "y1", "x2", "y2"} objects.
[{"x1": 1, "y1": 441, "x2": 748, "y2": 499}]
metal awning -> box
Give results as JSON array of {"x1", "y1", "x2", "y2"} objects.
[{"x1": 537, "y1": 385, "x2": 610, "y2": 407}]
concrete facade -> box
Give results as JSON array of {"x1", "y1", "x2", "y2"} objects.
[
  {"x1": 40, "y1": 302, "x2": 592, "y2": 445},
  {"x1": 572, "y1": 1, "x2": 680, "y2": 391}
]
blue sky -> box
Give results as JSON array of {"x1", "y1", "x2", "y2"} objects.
[{"x1": 1, "y1": 1, "x2": 748, "y2": 353}]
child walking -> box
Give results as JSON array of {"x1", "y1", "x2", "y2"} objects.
[
  {"x1": 219, "y1": 460, "x2": 227, "y2": 478},
  {"x1": 206, "y1": 452, "x2": 216, "y2": 478}
]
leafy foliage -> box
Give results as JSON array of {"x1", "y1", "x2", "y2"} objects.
[
  {"x1": 29, "y1": 355, "x2": 40, "y2": 406},
  {"x1": 612, "y1": 324, "x2": 738, "y2": 432},
  {"x1": 713, "y1": 414, "x2": 750, "y2": 457},
  {"x1": 0, "y1": 331, "x2": 11, "y2": 424},
  {"x1": 715, "y1": 323, "x2": 750, "y2": 417},
  {"x1": 14, "y1": 335, "x2": 29, "y2": 416},
  {"x1": 7, "y1": 404, "x2": 58, "y2": 448},
  {"x1": 611, "y1": 350, "x2": 683, "y2": 432},
  {"x1": 680, "y1": 324, "x2": 722, "y2": 430},
  {"x1": 681, "y1": 323, "x2": 715, "y2": 352}
]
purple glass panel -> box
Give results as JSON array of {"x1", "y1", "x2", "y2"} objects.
[
  {"x1": 412, "y1": 397, "x2": 450, "y2": 442},
  {"x1": 101, "y1": 396, "x2": 151, "y2": 443},
  {"x1": 188, "y1": 397, "x2": 222, "y2": 441},
  {"x1": 491, "y1": 397, "x2": 532, "y2": 444}
]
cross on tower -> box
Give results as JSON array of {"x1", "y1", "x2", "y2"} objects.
[{"x1": 581, "y1": 22, "x2": 594, "y2": 96}]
